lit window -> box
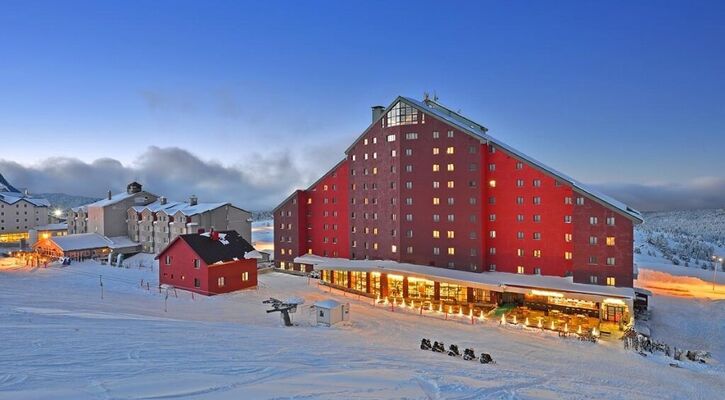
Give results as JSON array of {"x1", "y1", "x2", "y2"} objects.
[
  {"x1": 387, "y1": 102, "x2": 419, "y2": 127},
  {"x1": 489, "y1": 180, "x2": 496, "y2": 188},
  {"x1": 433, "y1": 197, "x2": 440, "y2": 205},
  {"x1": 433, "y1": 147, "x2": 440, "y2": 155},
  {"x1": 517, "y1": 266, "x2": 525, "y2": 274},
  {"x1": 372, "y1": 167, "x2": 378, "y2": 175},
  {"x1": 372, "y1": 137, "x2": 377, "y2": 144},
  {"x1": 565, "y1": 233, "x2": 572, "y2": 242},
  {"x1": 391, "y1": 150, "x2": 397, "y2": 157},
  {"x1": 606, "y1": 277, "x2": 616, "y2": 286},
  {"x1": 241, "y1": 272, "x2": 249, "y2": 282},
  {"x1": 489, "y1": 230, "x2": 496, "y2": 238},
  {"x1": 447, "y1": 247, "x2": 455, "y2": 255},
  {"x1": 606, "y1": 237, "x2": 615, "y2": 246},
  {"x1": 364, "y1": 138, "x2": 368, "y2": 145},
  {"x1": 447, "y1": 231, "x2": 454, "y2": 239},
  {"x1": 217, "y1": 277, "x2": 225, "y2": 287},
  {"x1": 517, "y1": 248, "x2": 524, "y2": 257},
  {"x1": 447, "y1": 181, "x2": 455, "y2": 188},
  {"x1": 446, "y1": 146, "x2": 454, "y2": 154},
  {"x1": 373, "y1": 243, "x2": 378, "y2": 250},
  {"x1": 433, "y1": 230, "x2": 440, "y2": 238},
  {"x1": 433, "y1": 164, "x2": 440, "y2": 172},
  {"x1": 446, "y1": 163, "x2": 454, "y2": 171},
  {"x1": 391, "y1": 245, "x2": 397, "y2": 253},
  {"x1": 386, "y1": 134, "x2": 396, "y2": 142},
  {"x1": 565, "y1": 252, "x2": 573, "y2": 260}
]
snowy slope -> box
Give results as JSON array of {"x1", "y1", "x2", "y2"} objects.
[{"x1": 0, "y1": 258, "x2": 723, "y2": 399}]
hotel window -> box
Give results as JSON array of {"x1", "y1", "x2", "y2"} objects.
[
  {"x1": 433, "y1": 164, "x2": 440, "y2": 172},
  {"x1": 516, "y1": 161, "x2": 523, "y2": 170},
  {"x1": 447, "y1": 214, "x2": 455, "y2": 222},
  {"x1": 469, "y1": 146, "x2": 477, "y2": 154},
  {"x1": 387, "y1": 102, "x2": 419, "y2": 126},
  {"x1": 405, "y1": 214, "x2": 413, "y2": 221},
  {"x1": 517, "y1": 232, "x2": 524, "y2": 240},
  {"x1": 488, "y1": 163, "x2": 496, "y2": 172},
  {"x1": 405, "y1": 132, "x2": 418, "y2": 140},
  {"x1": 534, "y1": 267, "x2": 541, "y2": 275},
  {"x1": 241, "y1": 272, "x2": 249, "y2": 282},
  {"x1": 407, "y1": 246, "x2": 414, "y2": 254},
  {"x1": 489, "y1": 214, "x2": 496, "y2": 222},
  {"x1": 373, "y1": 243, "x2": 379, "y2": 250},
  {"x1": 533, "y1": 179, "x2": 541, "y2": 187},
  {"x1": 516, "y1": 179, "x2": 524, "y2": 187},
  {"x1": 447, "y1": 231, "x2": 455, "y2": 239},
  {"x1": 489, "y1": 264, "x2": 496, "y2": 271},
  {"x1": 433, "y1": 197, "x2": 440, "y2": 205},
  {"x1": 386, "y1": 134, "x2": 396, "y2": 142},
  {"x1": 533, "y1": 214, "x2": 541, "y2": 223},
  {"x1": 446, "y1": 163, "x2": 455, "y2": 171},
  {"x1": 565, "y1": 197, "x2": 573, "y2": 205},
  {"x1": 373, "y1": 152, "x2": 378, "y2": 159},
  {"x1": 589, "y1": 236, "x2": 598, "y2": 245},
  {"x1": 606, "y1": 257, "x2": 616, "y2": 266},
  {"x1": 490, "y1": 230, "x2": 496, "y2": 238},
  {"x1": 165, "y1": 255, "x2": 171, "y2": 265},
  {"x1": 364, "y1": 153, "x2": 369, "y2": 160},
  {"x1": 489, "y1": 247, "x2": 496, "y2": 255},
  {"x1": 607, "y1": 217, "x2": 616, "y2": 226},
  {"x1": 372, "y1": 167, "x2": 378, "y2": 175},
  {"x1": 606, "y1": 277, "x2": 616, "y2": 286},
  {"x1": 391, "y1": 245, "x2": 397, "y2": 253},
  {"x1": 606, "y1": 237, "x2": 616, "y2": 246},
  {"x1": 590, "y1": 216, "x2": 598, "y2": 225},
  {"x1": 447, "y1": 130, "x2": 454, "y2": 138},
  {"x1": 576, "y1": 197, "x2": 585, "y2": 205},
  {"x1": 533, "y1": 232, "x2": 541, "y2": 240},
  {"x1": 517, "y1": 248, "x2": 525, "y2": 257},
  {"x1": 589, "y1": 276, "x2": 598, "y2": 284},
  {"x1": 405, "y1": 148, "x2": 413, "y2": 156},
  {"x1": 516, "y1": 214, "x2": 524, "y2": 222},
  {"x1": 433, "y1": 181, "x2": 440, "y2": 188},
  {"x1": 447, "y1": 181, "x2": 455, "y2": 188},
  {"x1": 517, "y1": 266, "x2": 525, "y2": 274},
  {"x1": 373, "y1": 137, "x2": 377, "y2": 144},
  {"x1": 447, "y1": 247, "x2": 455, "y2": 255},
  {"x1": 405, "y1": 165, "x2": 413, "y2": 172},
  {"x1": 433, "y1": 147, "x2": 440, "y2": 155},
  {"x1": 516, "y1": 196, "x2": 524, "y2": 205},
  {"x1": 565, "y1": 252, "x2": 573, "y2": 260},
  {"x1": 406, "y1": 230, "x2": 413, "y2": 238},
  {"x1": 565, "y1": 233, "x2": 572, "y2": 242},
  {"x1": 564, "y1": 215, "x2": 572, "y2": 223},
  {"x1": 433, "y1": 247, "x2": 440, "y2": 255},
  {"x1": 446, "y1": 146, "x2": 454, "y2": 154},
  {"x1": 405, "y1": 197, "x2": 413, "y2": 205},
  {"x1": 447, "y1": 197, "x2": 455, "y2": 205},
  {"x1": 217, "y1": 277, "x2": 225, "y2": 287},
  {"x1": 489, "y1": 180, "x2": 497, "y2": 188},
  {"x1": 533, "y1": 196, "x2": 541, "y2": 205},
  {"x1": 364, "y1": 138, "x2": 368, "y2": 145},
  {"x1": 433, "y1": 214, "x2": 440, "y2": 222},
  {"x1": 433, "y1": 131, "x2": 439, "y2": 139},
  {"x1": 405, "y1": 181, "x2": 413, "y2": 189},
  {"x1": 588, "y1": 256, "x2": 598, "y2": 264},
  {"x1": 488, "y1": 197, "x2": 496, "y2": 205},
  {"x1": 391, "y1": 149, "x2": 397, "y2": 157},
  {"x1": 193, "y1": 259, "x2": 201, "y2": 269},
  {"x1": 433, "y1": 230, "x2": 440, "y2": 238}
]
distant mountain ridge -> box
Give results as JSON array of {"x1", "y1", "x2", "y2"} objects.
[{"x1": 36, "y1": 193, "x2": 101, "y2": 210}]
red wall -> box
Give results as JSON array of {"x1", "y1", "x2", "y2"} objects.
[
  {"x1": 306, "y1": 161, "x2": 350, "y2": 259},
  {"x1": 159, "y1": 239, "x2": 258, "y2": 295},
  {"x1": 206, "y1": 259, "x2": 258, "y2": 294}
]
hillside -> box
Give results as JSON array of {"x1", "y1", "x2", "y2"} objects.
[{"x1": 35, "y1": 193, "x2": 100, "y2": 210}]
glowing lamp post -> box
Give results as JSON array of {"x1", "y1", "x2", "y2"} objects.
[{"x1": 712, "y1": 256, "x2": 723, "y2": 292}]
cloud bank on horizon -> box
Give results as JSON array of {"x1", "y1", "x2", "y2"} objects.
[{"x1": 1, "y1": 147, "x2": 723, "y2": 212}]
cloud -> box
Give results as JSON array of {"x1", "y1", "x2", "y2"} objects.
[
  {"x1": 0, "y1": 146, "x2": 310, "y2": 211},
  {"x1": 592, "y1": 177, "x2": 725, "y2": 212}
]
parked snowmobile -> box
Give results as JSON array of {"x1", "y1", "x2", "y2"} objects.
[
  {"x1": 463, "y1": 348, "x2": 477, "y2": 361},
  {"x1": 420, "y1": 338, "x2": 432, "y2": 351},
  {"x1": 447, "y1": 344, "x2": 461, "y2": 357},
  {"x1": 432, "y1": 341, "x2": 445, "y2": 353},
  {"x1": 479, "y1": 353, "x2": 494, "y2": 364}
]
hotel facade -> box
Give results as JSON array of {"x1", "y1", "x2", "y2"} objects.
[{"x1": 274, "y1": 96, "x2": 644, "y2": 331}]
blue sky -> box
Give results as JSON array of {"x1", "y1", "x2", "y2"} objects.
[{"x1": 1, "y1": 1, "x2": 723, "y2": 210}]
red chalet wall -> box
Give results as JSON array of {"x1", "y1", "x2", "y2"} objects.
[
  {"x1": 159, "y1": 239, "x2": 211, "y2": 294},
  {"x1": 206, "y1": 259, "x2": 258, "y2": 294}
]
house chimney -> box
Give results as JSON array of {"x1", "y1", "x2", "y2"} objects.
[
  {"x1": 189, "y1": 195, "x2": 198, "y2": 206},
  {"x1": 159, "y1": 196, "x2": 167, "y2": 205},
  {"x1": 107, "y1": 190, "x2": 112, "y2": 200},
  {"x1": 211, "y1": 230, "x2": 219, "y2": 241},
  {"x1": 371, "y1": 105, "x2": 385, "y2": 123}
]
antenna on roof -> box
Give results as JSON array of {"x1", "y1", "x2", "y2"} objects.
[
  {"x1": 423, "y1": 91, "x2": 430, "y2": 101},
  {"x1": 433, "y1": 91, "x2": 439, "y2": 102}
]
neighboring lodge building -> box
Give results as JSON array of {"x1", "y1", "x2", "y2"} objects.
[
  {"x1": 0, "y1": 173, "x2": 51, "y2": 244},
  {"x1": 274, "y1": 95, "x2": 644, "y2": 332}
]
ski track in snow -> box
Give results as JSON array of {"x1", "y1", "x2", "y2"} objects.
[{"x1": 0, "y1": 259, "x2": 723, "y2": 399}]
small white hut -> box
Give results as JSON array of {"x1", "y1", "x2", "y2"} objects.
[{"x1": 314, "y1": 299, "x2": 349, "y2": 326}]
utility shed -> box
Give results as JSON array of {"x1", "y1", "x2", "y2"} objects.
[{"x1": 314, "y1": 299, "x2": 349, "y2": 326}]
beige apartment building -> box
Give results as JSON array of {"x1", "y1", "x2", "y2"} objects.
[
  {"x1": 128, "y1": 195, "x2": 251, "y2": 253},
  {"x1": 0, "y1": 173, "x2": 51, "y2": 243},
  {"x1": 69, "y1": 182, "x2": 157, "y2": 236}
]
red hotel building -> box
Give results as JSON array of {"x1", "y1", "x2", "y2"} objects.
[{"x1": 274, "y1": 96, "x2": 644, "y2": 329}]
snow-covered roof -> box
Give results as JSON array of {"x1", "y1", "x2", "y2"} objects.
[
  {"x1": 244, "y1": 250, "x2": 265, "y2": 259},
  {"x1": 135, "y1": 200, "x2": 229, "y2": 217},
  {"x1": 34, "y1": 223, "x2": 68, "y2": 231},
  {"x1": 40, "y1": 233, "x2": 140, "y2": 252},
  {"x1": 71, "y1": 205, "x2": 88, "y2": 212},
  {"x1": 314, "y1": 299, "x2": 342, "y2": 309},
  {"x1": 131, "y1": 200, "x2": 184, "y2": 213},
  {"x1": 349, "y1": 96, "x2": 643, "y2": 223},
  {"x1": 296, "y1": 254, "x2": 634, "y2": 300},
  {"x1": 86, "y1": 192, "x2": 136, "y2": 208},
  {"x1": 0, "y1": 192, "x2": 50, "y2": 207}
]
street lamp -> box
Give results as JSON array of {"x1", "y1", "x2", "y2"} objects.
[{"x1": 712, "y1": 255, "x2": 723, "y2": 292}]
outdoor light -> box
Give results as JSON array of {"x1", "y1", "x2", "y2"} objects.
[{"x1": 530, "y1": 289, "x2": 564, "y2": 298}]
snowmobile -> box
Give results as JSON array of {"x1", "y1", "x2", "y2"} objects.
[
  {"x1": 432, "y1": 341, "x2": 445, "y2": 353},
  {"x1": 463, "y1": 348, "x2": 477, "y2": 361},
  {"x1": 447, "y1": 344, "x2": 461, "y2": 357},
  {"x1": 420, "y1": 338, "x2": 432, "y2": 351},
  {"x1": 479, "y1": 353, "x2": 494, "y2": 364}
]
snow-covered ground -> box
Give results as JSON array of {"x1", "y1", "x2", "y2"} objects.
[{"x1": 0, "y1": 257, "x2": 723, "y2": 399}]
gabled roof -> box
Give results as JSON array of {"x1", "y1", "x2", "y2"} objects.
[
  {"x1": 0, "y1": 192, "x2": 51, "y2": 207},
  {"x1": 158, "y1": 230, "x2": 254, "y2": 265},
  {"x1": 348, "y1": 96, "x2": 643, "y2": 223}
]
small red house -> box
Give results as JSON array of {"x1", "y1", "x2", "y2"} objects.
[{"x1": 156, "y1": 230, "x2": 257, "y2": 295}]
